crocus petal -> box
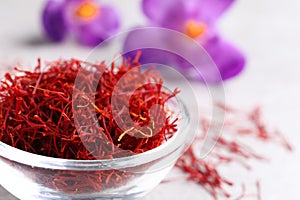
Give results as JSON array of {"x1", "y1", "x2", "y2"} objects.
[
  {"x1": 42, "y1": 0, "x2": 68, "y2": 42},
  {"x1": 196, "y1": 0, "x2": 235, "y2": 22},
  {"x1": 142, "y1": 0, "x2": 189, "y2": 31},
  {"x1": 123, "y1": 27, "x2": 177, "y2": 65},
  {"x1": 72, "y1": 6, "x2": 120, "y2": 46},
  {"x1": 143, "y1": 0, "x2": 235, "y2": 27},
  {"x1": 204, "y1": 36, "x2": 246, "y2": 81},
  {"x1": 123, "y1": 27, "x2": 223, "y2": 84},
  {"x1": 142, "y1": 0, "x2": 173, "y2": 22}
]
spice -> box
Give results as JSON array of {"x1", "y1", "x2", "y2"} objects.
[
  {"x1": 175, "y1": 103, "x2": 292, "y2": 200},
  {"x1": 0, "y1": 56, "x2": 179, "y2": 193}
]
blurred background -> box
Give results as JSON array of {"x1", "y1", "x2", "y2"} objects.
[{"x1": 0, "y1": 0, "x2": 299, "y2": 199}]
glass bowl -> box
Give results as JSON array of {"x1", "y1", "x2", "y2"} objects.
[{"x1": 0, "y1": 97, "x2": 193, "y2": 200}]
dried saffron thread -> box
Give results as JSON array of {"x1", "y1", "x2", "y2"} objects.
[
  {"x1": 175, "y1": 103, "x2": 292, "y2": 200},
  {"x1": 0, "y1": 56, "x2": 179, "y2": 193}
]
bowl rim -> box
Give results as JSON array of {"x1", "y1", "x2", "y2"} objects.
[{"x1": 0, "y1": 97, "x2": 192, "y2": 171}]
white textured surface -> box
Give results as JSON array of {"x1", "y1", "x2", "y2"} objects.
[{"x1": 0, "y1": 0, "x2": 299, "y2": 199}]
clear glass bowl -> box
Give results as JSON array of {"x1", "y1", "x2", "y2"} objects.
[{"x1": 0, "y1": 98, "x2": 193, "y2": 200}]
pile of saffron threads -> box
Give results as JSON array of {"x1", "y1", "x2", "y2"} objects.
[
  {"x1": 175, "y1": 103, "x2": 292, "y2": 200},
  {"x1": 0, "y1": 56, "x2": 179, "y2": 193}
]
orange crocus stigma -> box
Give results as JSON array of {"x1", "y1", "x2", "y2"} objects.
[
  {"x1": 185, "y1": 20, "x2": 207, "y2": 39},
  {"x1": 75, "y1": 1, "x2": 99, "y2": 20}
]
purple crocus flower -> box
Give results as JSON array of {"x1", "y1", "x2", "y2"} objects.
[
  {"x1": 123, "y1": 0, "x2": 246, "y2": 83},
  {"x1": 42, "y1": 0, "x2": 120, "y2": 46}
]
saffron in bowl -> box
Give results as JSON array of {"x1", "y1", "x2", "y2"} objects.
[{"x1": 0, "y1": 56, "x2": 191, "y2": 200}]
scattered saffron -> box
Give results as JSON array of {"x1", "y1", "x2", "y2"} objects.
[{"x1": 175, "y1": 103, "x2": 292, "y2": 200}]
